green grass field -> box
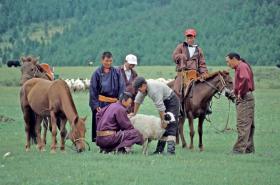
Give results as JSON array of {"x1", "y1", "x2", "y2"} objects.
[{"x1": 0, "y1": 66, "x2": 279, "y2": 185}]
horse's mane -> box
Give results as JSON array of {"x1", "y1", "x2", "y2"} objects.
[
  {"x1": 59, "y1": 80, "x2": 78, "y2": 115},
  {"x1": 204, "y1": 70, "x2": 229, "y2": 80}
]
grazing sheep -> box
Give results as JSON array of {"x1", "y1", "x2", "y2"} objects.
[{"x1": 130, "y1": 112, "x2": 175, "y2": 155}]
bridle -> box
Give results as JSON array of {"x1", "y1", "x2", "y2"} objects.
[
  {"x1": 203, "y1": 73, "x2": 227, "y2": 96},
  {"x1": 66, "y1": 132, "x2": 91, "y2": 152}
]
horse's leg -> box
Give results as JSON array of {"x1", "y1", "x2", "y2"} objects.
[
  {"x1": 188, "y1": 115, "x2": 195, "y2": 150},
  {"x1": 50, "y1": 111, "x2": 58, "y2": 154},
  {"x1": 179, "y1": 117, "x2": 187, "y2": 148},
  {"x1": 198, "y1": 116, "x2": 205, "y2": 151},
  {"x1": 35, "y1": 116, "x2": 45, "y2": 151},
  {"x1": 60, "y1": 118, "x2": 67, "y2": 152},
  {"x1": 176, "y1": 127, "x2": 180, "y2": 145},
  {"x1": 23, "y1": 109, "x2": 31, "y2": 152},
  {"x1": 42, "y1": 117, "x2": 48, "y2": 145}
]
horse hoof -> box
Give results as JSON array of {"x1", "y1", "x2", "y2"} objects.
[
  {"x1": 25, "y1": 148, "x2": 30, "y2": 152},
  {"x1": 199, "y1": 146, "x2": 204, "y2": 152},
  {"x1": 40, "y1": 148, "x2": 46, "y2": 152},
  {"x1": 189, "y1": 146, "x2": 194, "y2": 151},
  {"x1": 182, "y1": 144, "x2": 187, "y2": 148},
  {"x1": 50, "y1": 149, "x2": 56, "y2": 154}
]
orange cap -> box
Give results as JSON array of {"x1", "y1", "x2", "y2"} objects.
[{"x1": 185, "y1": 28, "x2": 196, "y2": 37}]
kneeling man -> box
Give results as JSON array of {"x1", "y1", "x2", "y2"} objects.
[{"x1": 96, "y1": 92, "x2": 143, "y2": 153}]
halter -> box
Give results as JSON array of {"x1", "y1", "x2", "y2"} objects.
[
  {"x1": 33, "y1": 66, "x2": 40, "y2": 77},
  {"x1": 203, "y1": 73, "x2": 227, "y2": 94},
  {"x1": 66, "y1": 132, "x2": 91, "y2": 151}
]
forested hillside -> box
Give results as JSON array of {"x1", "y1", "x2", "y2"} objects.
[{"x1": 0, "y1": 0, "x2": 279, "y2": 66}]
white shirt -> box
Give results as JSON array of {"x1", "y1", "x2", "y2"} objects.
[
  {"x1": 188, "y1": 46, "x2": 196, "y2": 58},
  {"x1": 124, "y1": 65, "x2": 131, "y2": 81}
]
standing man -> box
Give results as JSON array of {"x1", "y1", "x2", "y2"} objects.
[
  {"x1": 226, "y1": 52, "x2": 255, "y2": 154},
  {"x1": 119, "y1": 54, "x2": 138, "y2": 113},
  {"x1": 96, "y1": 92, "x2": 143, "y2": 153},
  {"x1": 131, "y1": 77, "x2": 179, "y2": 155},
  {"x1": 89, "y1": 51, "x2": 125, "y2": 142}
]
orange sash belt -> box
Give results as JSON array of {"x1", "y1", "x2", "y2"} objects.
[
  {"x1": 98, "y1": 95, "x2": 118, "y2": 103},
  {"x1": 96, "y1": 130, "x2": 116, "y2": 137}
]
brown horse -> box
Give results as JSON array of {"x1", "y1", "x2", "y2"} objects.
[
  {"x1": 168, "y1": 71, "x2": 234, "y2": 151},
  {"x1": 20, "y1": 78, "x2": 87, "y2": 153},
  {"x1": 20, "y1": 56, "x2": 55, "y2": 145}
]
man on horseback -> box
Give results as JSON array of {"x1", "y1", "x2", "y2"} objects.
[{"x1": 172, "y1": 28, "x2": 211, "y2": 114}]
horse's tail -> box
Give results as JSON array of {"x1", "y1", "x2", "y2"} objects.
[{"x1": 28, "y1": 109, "x2": 37, "y2": 144}]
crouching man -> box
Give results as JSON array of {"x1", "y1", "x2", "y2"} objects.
[
  {"x1": 96, "y1": 92, "x2": 143, "y2": 153},
  {"x1": 131, "y1": 77, "x2": 179, "y2": 155}
]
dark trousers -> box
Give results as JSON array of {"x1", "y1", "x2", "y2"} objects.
[
  {"x1": 163, "y1": 93, "x2": 180, "y2": 137},
  {"x1": 233, "y1": 92, "x2": 255, "y2": 153},
  {"x1": 91, "y1": 109, "x2": 97, "y2": 142}
]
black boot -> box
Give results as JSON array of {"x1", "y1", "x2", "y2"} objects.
[
  {"x1": 167, "y1": 141, "x2": 176, "y2": 155},
  {"x1": 153, "y1": 140, "x2": 166, "y2": 154}
]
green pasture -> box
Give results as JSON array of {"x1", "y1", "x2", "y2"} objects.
[{"x1": 0, "y1": 66, "x2": 279, "y2": 185}]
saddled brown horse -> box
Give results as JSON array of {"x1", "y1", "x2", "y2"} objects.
[
  {"x1": 168, "y1": 70, "x2": 235, "y2": 151},
  {"x1": 20, "y1": 78, "x2": 87, "y2": 153},
  {"x1": 20, "y1": 56, "x2": 54, "y2": 144}
]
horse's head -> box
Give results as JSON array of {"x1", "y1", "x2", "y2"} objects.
[
  {"x1": 68, "y1": 116, "x2": 87, "y2": 153},
  {"x1": 20, "y1": 56, "x2": 47, "y2": 85},
  {"x1": 218, "y1": 71, "x2": 235, "y2": 102}
]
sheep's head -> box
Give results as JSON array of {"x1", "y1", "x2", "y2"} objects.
[{"x1": 163, "y1": 112, "x2": 175, "y2": 124}]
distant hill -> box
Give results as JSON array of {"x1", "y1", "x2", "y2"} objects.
[{"x1": 0, "y1": 0, "x2": 279, "y2": 66}]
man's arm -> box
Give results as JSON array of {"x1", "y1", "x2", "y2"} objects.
[
  {"x1": 172, "y1": 43, "x2": 187, "y2": 64},
  {"x1": 89, "y1": 71, "x2": 100, "y2": 111}
]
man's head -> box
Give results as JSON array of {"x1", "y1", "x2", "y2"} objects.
[
  {"x1": 101, "y1": 51, "x2": 113, "y2": 69},
  {"x1": 124, "y1": 54, "x2": 137, "y2": 70},
  {"x1": 119, "y1": 92, "x2": 133, "y2": 108},
  {"x1": 225, "y1": 52, "x2": 241, "y2": 69},
  {"x1": 133, "y1": 77, "x2": 147, "y2": 93},
  {"x1": 184, "y1": 28, "x2": 196, "y2": 45}
]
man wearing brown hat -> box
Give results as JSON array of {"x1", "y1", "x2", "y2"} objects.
[
  {"x1": 119, "y1": 54, "x2": 138, "y2": 113},
  {"x1": 172, "y1": 28, "x2": 210, "y2": 114}
]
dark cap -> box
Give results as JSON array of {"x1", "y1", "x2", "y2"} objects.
[{"x1": 133, "y1": 77, "x2": 146, "y2": 91}]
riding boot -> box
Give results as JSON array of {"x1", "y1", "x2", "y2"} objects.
[
  {"x1": 152, "y1": 140, "x2": 166, "y2": 154},
  {"x1": 167, "y1": 141, "x2": 176, "y2": 155}
]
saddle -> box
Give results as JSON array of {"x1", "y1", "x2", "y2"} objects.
[
  {"x1": 181, "y1": 70, "x2": 198, "y2": 98},
  {"x1": 39, "y1": 63, "x2": 54, "y2": 81}
]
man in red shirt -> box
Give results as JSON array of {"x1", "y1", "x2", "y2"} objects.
[{"x1": 226, "y1": 52, "x2": 255, "y2": 154}]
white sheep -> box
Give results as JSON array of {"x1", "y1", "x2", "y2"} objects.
[{"x1": 129, "y1": 112, "x2": 175, "y2": 155}]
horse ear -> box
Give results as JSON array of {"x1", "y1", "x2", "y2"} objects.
[{"x1": 21, "y1": 56, "x2": 26, "y2": 63}]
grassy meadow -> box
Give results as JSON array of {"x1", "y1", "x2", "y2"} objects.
[{"x1": 0, "y1": 66, "x2": 279, "y2": 185}]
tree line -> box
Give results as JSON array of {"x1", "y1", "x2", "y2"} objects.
[{"x1": 0, "y1": 0, "x2": 279, "y2": 66}]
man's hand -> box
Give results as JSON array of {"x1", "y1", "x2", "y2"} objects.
[
  {"x1": 161, "y1": 119, "x2": 168, "y2": 129},
  {"x1": 128, "y1": 113, "x2": 136, "y2": 118},
  {"x1": 200, "y1": 72, "x2": 208, "y2": 80},
  {"x1": 96, "y1": 107, "x2": 101, "y2": 112}
]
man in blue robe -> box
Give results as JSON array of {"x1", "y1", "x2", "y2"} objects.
[
  {"x1": 89, "y1": 51, "x2": 125, "y2": 142},
  {"x1": 96, "y1": 92, "x2": 143, "y2": 153}
]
